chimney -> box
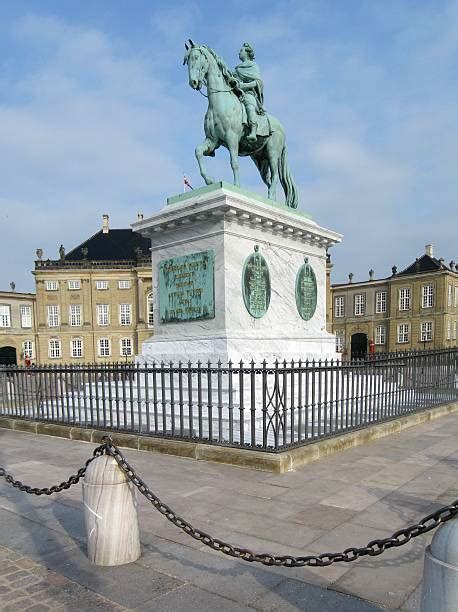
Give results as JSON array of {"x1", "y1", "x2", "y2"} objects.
[
  {"x1": 425, "y1": 244, "x2": 433, "y2": 257},
  {"x1": 137, "y1": 212, "x2": 144, "y2": 221},
  {"x1": 102, "y1": 214, "x2": 109, "y2": 234}
]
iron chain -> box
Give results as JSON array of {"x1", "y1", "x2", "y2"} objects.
[
  {"x1": 103, "y1": 437, "x2": 458, "y2": 568},
  {"x1": 0, "y1": 443, "x2": 106, "y2": 496},
  {"x1": 2, "y1": 436, "x2": 458, "y2": 568}
]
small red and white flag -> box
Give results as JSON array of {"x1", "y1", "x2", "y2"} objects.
[{"x1": 183, "y1": 175, "x2": 194, "y2": 191}]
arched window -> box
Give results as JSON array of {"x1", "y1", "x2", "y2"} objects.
[{"x1": 147, "y1": 293, "x2": 154, "y2": 328}]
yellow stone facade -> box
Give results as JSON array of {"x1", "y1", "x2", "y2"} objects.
[
  {"x1": 0, "y1": 291, "x2": 38, "y2": 365},
  {"x1": 329, "y1": 249, "x2": 458, "y2": 357},
  {"x1": 33, "y1": 264, "x2": 153, "y2": 364}
]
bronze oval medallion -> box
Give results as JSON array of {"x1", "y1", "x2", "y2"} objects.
[
  {"x1": 296, "y1": 258, "x2": 317, "y2": 321},
  {"x1": 242, "y1": 245, "x2": 271, "y2": 319}
]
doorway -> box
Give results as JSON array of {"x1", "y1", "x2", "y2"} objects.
[
  {"x1": 0, "y1": 346, "x2": 17, "y2": 365},
  {"x1": 351, "y1": 333, "x2": 367, "y2": 360}
]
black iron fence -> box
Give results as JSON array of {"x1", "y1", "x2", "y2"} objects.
[{"x1": 0, "y1": 348, "x2": 457, "y2": 452}]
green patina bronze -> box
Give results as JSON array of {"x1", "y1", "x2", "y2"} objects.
[
  {"x1": 295, "y1": 258, "x2": 317, "y2": 321},
  {"x1": 242, "y1": 245, "x2": 271, "y2": 318},
  {"x1": 183, "y1": 40, "x2": 299, "y2": 209},
  {"x1": 159, "y1": 250, "x2": 215, "y2": 323}
]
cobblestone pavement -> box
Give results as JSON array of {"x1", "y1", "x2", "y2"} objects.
[
  {"x1": 1, "y1": 412, "x2": 458, "y2": 611},
  {"x1": 0, "y1": 544, "x2": 126, "y2": 611}
]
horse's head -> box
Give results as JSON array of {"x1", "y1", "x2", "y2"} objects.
[{"x1": 183, "y1": 40, "x2": 209, "y2": 90}]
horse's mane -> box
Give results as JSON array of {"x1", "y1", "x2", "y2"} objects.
[{"x1": 201, "y1": 45, "x2": 235, "y2": 86}]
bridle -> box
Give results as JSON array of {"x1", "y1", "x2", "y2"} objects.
[{"x1": 187, "y1": 46, "x2": 235, "y2": 98}]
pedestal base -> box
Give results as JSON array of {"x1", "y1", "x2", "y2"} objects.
[{"x1": 140, "y1": 333, "x2": 337, "y2": 365}]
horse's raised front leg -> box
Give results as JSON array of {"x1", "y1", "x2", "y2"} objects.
[
  {"x1": 195, "y1": 138, "x2": 218, "y2": 185},
  {"x1": 225, "y1": 132, "x2": 240, "y2": 187}
]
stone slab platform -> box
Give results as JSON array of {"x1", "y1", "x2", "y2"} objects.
[
  {"x1": 1, "y1": 400, "x2": 457, "y2": 473},
  {"x1": 1, "y1": 410, "x2": 458, "y2": 610}
]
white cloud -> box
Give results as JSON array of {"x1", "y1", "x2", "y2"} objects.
[{"x1": 1, "y1": 4, "x2": 457, "y2": 293}]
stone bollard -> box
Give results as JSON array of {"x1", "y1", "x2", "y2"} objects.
[
  {"x1": 82, "y1": 454, "x2": 141, "y2": 566},
  {"x1": 421, "y1": 516, "x2": 458, "y2": 611}
]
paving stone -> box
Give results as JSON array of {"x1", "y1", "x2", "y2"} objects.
[
  {"x1": 9, "y1": 574, "x2": 41, "y2": 589},
  {"x1": 292, "y1": 503, "x2": 356, "y2": 530},
  {"x1": 3, "y1": 599, "x2": 36, "y2": 612},
  {"x1": 332, "y1": 538, "x2": 428, "y2": 609},
  {"x1": 1, "y1": 417, "x2": 458, "y2": 611},
  {"x1": 40, "y1": 546, "x2": 185, "y2": 608},
  {"x1": 252, "y1": 577, "x2": 384, "y2": 611},
  {"x1": 140, "y1": 583, "x2": 253, "y2": 611},
  {"x1": 139, "y1": 539, "x2": 285, "y2": 605},
  {"x1": 5, "y1": 569, "x2": 30, "y2": 582},
  {"x1": 320, "y1": 484, "x2": 390, "y2": 512}
]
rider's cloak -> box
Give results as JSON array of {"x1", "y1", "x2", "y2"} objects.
[{"x1": 234, "y1": 60, "x2": 264, "y2": 112}]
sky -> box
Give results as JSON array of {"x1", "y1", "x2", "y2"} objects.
[{"x1": 0, "y1": 0, "x2": 457, "y2": 292}]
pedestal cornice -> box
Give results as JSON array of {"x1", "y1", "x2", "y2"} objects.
[{"x1": 132, "y1": 183, "x2": 342, "y2": 250}]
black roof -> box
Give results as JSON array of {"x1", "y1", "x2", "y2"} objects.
[
  {"x1": 397, "y1": 254, "x2": 449, "y2": 276},
  {"x1": 65, "y1": 229, "x2": 151, "y2": 262}
]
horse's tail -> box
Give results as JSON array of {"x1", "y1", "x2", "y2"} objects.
[{"x1": 278, "y1": 145, "x2": 298, "y2": 209}]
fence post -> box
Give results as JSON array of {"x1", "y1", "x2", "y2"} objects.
[
  {"x1": 82, "y1": 454, "x2": 141, "y2": 566},
  {"x1": 420, "y1": 516, "x2": 458, "y2": 611}
]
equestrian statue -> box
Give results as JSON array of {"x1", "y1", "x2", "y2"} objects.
[{"x1": 183, "y1": 40, "x2": 298, "y2": 209}]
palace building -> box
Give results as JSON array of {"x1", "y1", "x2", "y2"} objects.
[
  {"x1": 31, "y1": 214, "x2": 153, "y2": 364},
  {"x1": 328, "y1": 245, "x2": 458, "y2": 358},
  {"x1": 0, "y1": 289, "x2": 37, "y2": 365}
]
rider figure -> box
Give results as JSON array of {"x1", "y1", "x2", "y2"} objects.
[{"x1": 232, "y1": 43, "x2": 264, "y2": 143}]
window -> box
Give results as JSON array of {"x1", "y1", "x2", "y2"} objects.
[
  {"x1": 48, "y1": 339, "x2": 61, "y2": 358},
  {"x1": 97, "y1": 304, "x2": 109, "y2": 326},
  {"x1": 147, "y1": 293, "x2": 154, "y2": 327},
  {"x1": 119, "y1": 303, "x2": 132, "y2": 325},
  {"x1": 69, "y1": 304, "x2": 82, "y2": 326},
  {"x1": 23, "y1": 341, "x2": 33, "y2": 359},
  {"x1": 47, "y1": 305, "x2": 60, "y2": 327},
  {"x1": 71, "y1": 338, "x2": 83, "y2": 358},
  {"x1": 118, "y1": 280, "x2": 131, "y2": 289},
  {"x1": 0, "y1": 304, "x2": 11, "y2": 327},
  {"x1": 375, "y1": 325, "x2": 386, "y2": 345},
  {"x1": 20, "y1": 305, "x2": 32, "y2": 328},
  {"x1": 375, "y1": 291, "x2": 387, "y2": 314},
  {"x1": 354, "y1": 294, "x2": 366, "y2": 316},
  {"x1": 399, "y1": 288, "x2": 411, "y2": 311},
  {"x1": 335, "y1": 330, "x2": 344, "y2": 352},
  {"x1": 420, "y1": 321, "x2": 433, "y2": 342},
  {"x1": 45, "y1": 281, "x2": 58, "y2": 291},
  {"x1": 447, "y1": 320, "x2": 451, "y2": 340},
  {"x1": 98, "y1": 338, "x2": 111, "y2": 357},
  {"x1": 68, "y1": 280, "x2": 81, "y2": 290},
  {"x1": 95, "y1": 280, "x2": 108, "y2": 290},
  {"x1": 422, "y1": 285, "x2": 434, "y2": 309},
  {"x1": 120, "y1": 337, "x2": 133, "y2": 356},
  {"x1": 334, "y1": 296, "x2": 345, "y2": 318},
  {"x1": 397, "y1": 323, "x2": 409, "y2": 343},
  {"x1": 448, "y1": 285, "x2": 453, "y2": 307},
  {"x1": 455, "y1": 287, "x2": 458, "y2": 307}
]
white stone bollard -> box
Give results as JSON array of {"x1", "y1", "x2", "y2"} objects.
[
  {"x1": 82, "y1": 454, "x2": 141, "y2": 566},
  {"x1": 421, "y1": 516, "x2": 458, "y2": 611}
]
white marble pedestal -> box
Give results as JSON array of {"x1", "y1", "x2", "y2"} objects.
[{"x1": 132, "y1": 182, "x2": 342, "y2": 365}]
